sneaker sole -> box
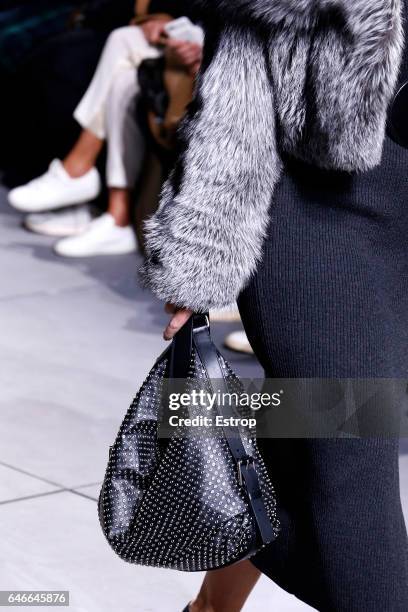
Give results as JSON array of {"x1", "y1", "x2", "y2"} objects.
[
  {"x1": 23, "y1": 221, "x2": 88, "y2": 238},
  {"x1": 223, "y1": 339, "x2": 254, "y2": 355},
  {"x1": 9, "y1": 191, "x2": 100, "y2": 213},
  {"x1": 210, "y1": 309, "x2": 241, "y2": 323},
  {"x1": 53, "y1": 243, "x2": 138, "y2": 257}
]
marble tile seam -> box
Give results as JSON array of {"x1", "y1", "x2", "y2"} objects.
[
  {"x1": 0, "y1": 484, "x2": 102, "y2": 507},
  {"x1": 0, "y1": 460, "x2": 64, "y2": 488},
  {"x1": 73, "y1": 482, "x2": 102, "y2": 490},
  {"x1": 0, "y1": 488, "x2": 66, "y2": 506},
  {"x1": 0, "y1": 462, "x2": 105, "y2": 497},
  {"x1": 68, "y1": 489, "x2": 98, "y2": 503},
  {"x1": 0, "y1": 282, "x2": 101, "y2": 305}
]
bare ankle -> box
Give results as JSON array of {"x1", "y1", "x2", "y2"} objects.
[
  {"x1": 189, "y1": 596, "x2": 215, "y2": 612},
  {"x1": 62, "y1": 158, "x2": 93, "y2": 179},
  {"x1": 108, "y1": 188, "x2": 131, "y2": 227},
  {"x1": 110, "y1": 212, "x2": 130, "y2": 227},
  {"x1": 63, "y1": 129, "x2": 103, "y2": 177}
]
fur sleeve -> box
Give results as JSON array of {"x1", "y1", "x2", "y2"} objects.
[
  {"x1": 193, "y1": 0, "x2": 403, "y2": 173},
  {"x1": 139, "y1": 27, "x2": 281, "y2": 312},
  {"x1": 269, "y1": 0, "x2": 404, "y2": 171},
  {"x1": 187, "y1": 0, "x2": 335, "y2": 28}
]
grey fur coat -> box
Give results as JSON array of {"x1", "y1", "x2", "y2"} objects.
[{"x1": 140, "y1": 0, "x2": 403, "y2": 312}]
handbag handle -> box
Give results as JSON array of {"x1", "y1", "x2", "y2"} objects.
[{"x1": 169, "y1": 314, "x2": 276, "y2": 546}]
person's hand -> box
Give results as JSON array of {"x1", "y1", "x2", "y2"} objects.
[
  {"x1": 163, "y1": 303, "x2": 193, "y2": 340},
  {"x1": 165, "y1": 39, "x2": 203, "y2": 72},
  {"x1": 141, "y1": 19, "x2": 169, "y2": 45},
  {"x1": 188, "y1": 58, "x2": 202, "y2": 77}
]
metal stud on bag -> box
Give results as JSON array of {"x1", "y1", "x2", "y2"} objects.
[{"x1": 98, "y1": 314, "x2": 279, "y2": 571}]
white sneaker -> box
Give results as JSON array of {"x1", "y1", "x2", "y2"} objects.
[
  {"x1": 54, "y1": 213, "x2": 137, "y2": 257},
  {"x1": 8, "y1": 159, "x2": 101, "y2": 212},
  {"x1": 210, "y1": 305, "x2": 241, "y2": 323},
  {"x1": 224, "y1": 330, "x2": 254, "y2": 355},
  {"x1": 23, "y1": 205, "x2": 94, "y2": 237}
]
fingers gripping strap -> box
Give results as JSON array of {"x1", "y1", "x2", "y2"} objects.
[{"x1": 192, "y1": 320, "x2": 276, "y2": 545}]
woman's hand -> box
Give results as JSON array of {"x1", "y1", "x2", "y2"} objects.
[
  {"x1": 141, "y1": 18, "x2": 170, "y2": 45},
  {"x1": 163, "y1": 303, "x2": 193, "y2": 340},
  {"x1": 164, "y1": 39, "x2": 203, "y2": 73}
]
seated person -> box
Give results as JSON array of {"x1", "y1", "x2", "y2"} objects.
[{"x1": 8, "y1": 1, "x2": 203, "y2": 257}]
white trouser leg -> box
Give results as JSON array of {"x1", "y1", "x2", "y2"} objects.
[
  {"x1": 73, "y1": 25, "x2": 160, "y2": 139},
  {"x1": 105, "y1": 68, "x2": 145, "y2": 189}
]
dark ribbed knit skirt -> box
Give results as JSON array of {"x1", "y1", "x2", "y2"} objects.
[{"x1": 238, "y1": 137, "x2": 408, "y2": 610}]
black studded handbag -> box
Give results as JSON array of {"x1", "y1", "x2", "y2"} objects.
[{"x1": 98, "y1": 314, "x2": 279, "y2": 571}]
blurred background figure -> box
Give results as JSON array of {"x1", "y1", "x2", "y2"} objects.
[
  {"x1": 0, "y1": 0, "x2": 250, "y2": 342},
  {"x1": 5, "y1": 1, "x2": 203, "y2": 258},
  {"x1": 0, "y1": 1, "x2": 136, "y2": 184}
]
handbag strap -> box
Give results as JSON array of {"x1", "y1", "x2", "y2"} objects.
[
  {"x1": 169, "y1": 315, "x2": 194, "y2": 380},
  {"x1": 191, "y1": 315, "x2": 276, "y2": 546}
]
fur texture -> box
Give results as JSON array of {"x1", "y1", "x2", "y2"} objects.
[
  {"x1": 189, "y1": 0, "x2": 336, "y2": 29},
  {"x1": 269, "y1": 0, "x2": 404, "y2": 170},
  {"x1": 140, "y1": 27, "x2": 280, "y2": 311},
  {"x1": 141, "y1": 0, "x2": 403, "y2": 311}
]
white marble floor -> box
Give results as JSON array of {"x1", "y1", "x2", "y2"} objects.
[{"x1": 0, "y1": 183, "x2": 406, "y2": 612}]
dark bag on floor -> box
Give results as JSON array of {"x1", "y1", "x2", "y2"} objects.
[{"x1": 98, "y1": 314, "x2": 279, "y2": 571}]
